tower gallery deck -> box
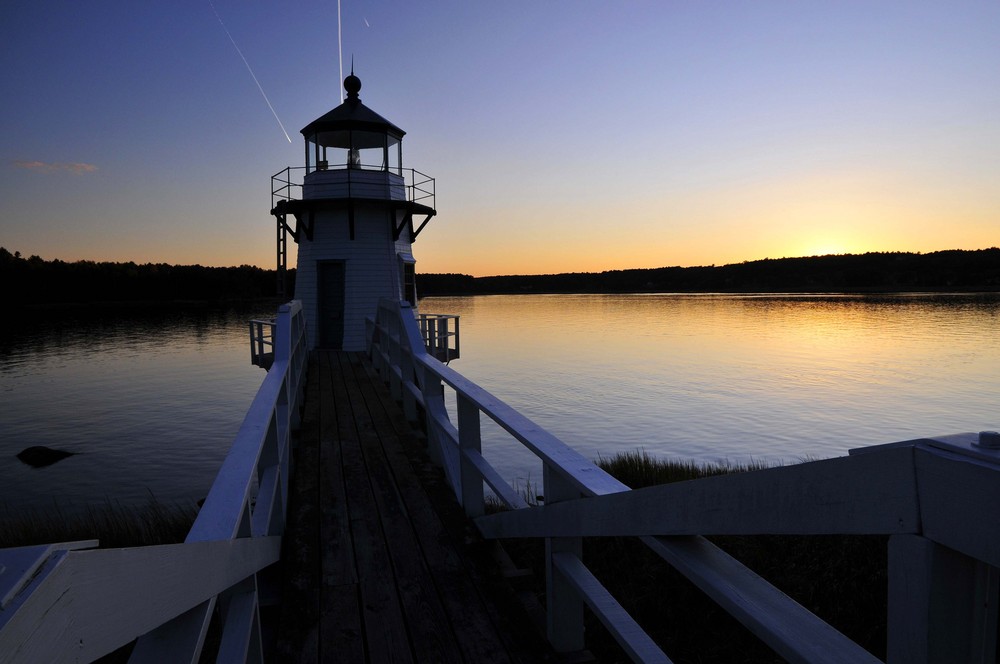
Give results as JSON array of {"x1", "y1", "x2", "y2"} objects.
[{"x1": 272, "y1": 351, "x2": 546, "y2": 662}]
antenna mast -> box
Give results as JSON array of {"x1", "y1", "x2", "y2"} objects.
[{"x1": 337, "y1": 0, "x2": 344, "y2": 101}]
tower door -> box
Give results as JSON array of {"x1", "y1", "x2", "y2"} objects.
[{"x1": 317, "y1": 261, "x2": 345, "y2": 349}]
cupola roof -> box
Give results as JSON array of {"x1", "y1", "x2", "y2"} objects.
[{"x1": 300, "y1": 73, "x2": 405, "y2": 142}]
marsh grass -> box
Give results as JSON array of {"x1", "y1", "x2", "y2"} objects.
[
  {"x1": 0, "y1": 498, "x2": 197, "y2": 549},
  {"x1": 0, "y1": 499, "x2": 203, "y2": 662},
  {"x1": 500, "y1": 450, "x2": 887, "y2": 663},
  {"x1": 597, "y1": 448, "x2": 775, "y2": 485}
]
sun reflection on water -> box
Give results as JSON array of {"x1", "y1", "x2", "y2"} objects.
[{"x1": 430, "y1": 293, "x2": 999, "y2": 487}]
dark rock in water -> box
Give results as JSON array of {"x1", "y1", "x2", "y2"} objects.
[{"x1": 16, "y1": 446, "x2": 78, "y2": 468}]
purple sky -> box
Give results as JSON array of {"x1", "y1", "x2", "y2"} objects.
[{"x1": 3, "y1": 1, "x2": 998, "y2": 275}]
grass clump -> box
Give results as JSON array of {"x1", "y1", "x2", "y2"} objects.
[
  {"x1": 500, "y1": 450, "x2": 887, "y2": 663},
  {"x1": 597, "y1": 448, "x2": 774, "y2": 486},
  {"x1": 0, "y1": 499, "x2": 197, "y2": 549}
]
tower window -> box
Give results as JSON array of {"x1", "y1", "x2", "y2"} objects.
[{"x1": 400, "y1": 258, "x2": 416, "y2": 305}]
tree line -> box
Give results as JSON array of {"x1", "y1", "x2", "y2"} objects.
[
  {"x1": 416, "y1": 249, "x2": 1000, "y2": 296},
  {"x1": 1, "y1": 248, "x2": 293, "y2": 305},
  {"x1": 5, "y1": 247, "x2": 997, "y2": 306}
]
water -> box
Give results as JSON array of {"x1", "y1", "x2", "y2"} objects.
[
  {"x1": 426, "y1": 293, "x2": 1000, "y2": 490},
  {"x1": 0, "y1": 303, "x2": 275, "y2": 514},
  {"x1": 1, "y1": 294, "x2": 997, "y2": 514}
]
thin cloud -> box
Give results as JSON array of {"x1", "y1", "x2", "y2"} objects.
[{"x1": 13, "y1": 160, "x2": 98, "y2": 174}]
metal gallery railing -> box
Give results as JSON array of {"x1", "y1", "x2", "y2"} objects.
[
  {"x1": 367, "y1": 297, "x2": 1000, "y2": 664},
  {"x1": 0, "y1": 300, "x2": 308, "y2": 663},
  {"x1": 271, "y1": 165, "x2": 434, "y2": 210}
]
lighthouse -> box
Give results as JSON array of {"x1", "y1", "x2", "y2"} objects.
[{"x1": 271, "y1": 72, "x2": 436, "y2": 350}]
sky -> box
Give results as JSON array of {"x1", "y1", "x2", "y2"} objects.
[{"x1": 2, "y1": 1, "x2": 998, "y2": 277}]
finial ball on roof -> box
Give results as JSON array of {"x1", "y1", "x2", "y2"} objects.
[{"x1": 344, "y1": 73, "x2": 362, "y2": 97}]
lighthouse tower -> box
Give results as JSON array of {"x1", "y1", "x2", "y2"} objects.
[{"x1": 271, "y1": 72, "x2": 436, "y2": 350}]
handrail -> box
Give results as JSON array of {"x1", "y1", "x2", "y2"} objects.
[
  {"x1": 0, "y1": 300, "x2": 308, "y2": 663},
  {"x1": 367, "y1": 298, "x2": 1000, "y2": 663},
  {"x1": 271, "y1": 165, "x2": 435, "y2": 210}
]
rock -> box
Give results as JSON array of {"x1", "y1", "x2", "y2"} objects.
[{"x1": 16, "y1": 446, "x2": 78, "y2": 468}]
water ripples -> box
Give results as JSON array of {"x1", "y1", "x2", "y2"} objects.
[
  {"x1": 431, "y1": 293, "x2": 1000, "y2": 484},
  {"x1": 0, "y1": 304, "x2": 275, "y2": 516},
  {"x1": 2, "y1": 295, "x2": 997, "y2": 515}
]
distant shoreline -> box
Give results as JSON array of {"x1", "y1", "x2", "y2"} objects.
[
  {"x1": 4, "y1": 247, "x2": 997, "y2": 305},
  {"x1": 417, "y1": 248, "x2": 1000, "y2": 297},
  {"x1": 14, "y1": 296, "x2": 285, "y2": 311},
  {"x1": 1, "y1": 247, "x2": 295, "y2": 307},
  {"x1": 419, "y1": 288, "x2": 1000, "y2": 298}
]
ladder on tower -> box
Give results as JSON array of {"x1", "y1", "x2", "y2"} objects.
[{"x1": 276, "y1": 215, "x2": 288, "y2": 297}]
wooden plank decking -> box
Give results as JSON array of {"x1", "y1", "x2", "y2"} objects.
[{"x1": 272, "y1": 351, "x2": 547, "y2": 663}]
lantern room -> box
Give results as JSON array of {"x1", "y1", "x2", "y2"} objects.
[{"x1": 301, "y1": 73, "x2": 404, "y2": 175}]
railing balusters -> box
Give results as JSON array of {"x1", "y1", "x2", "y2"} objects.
[
  {"x1": 458, "y1": 393, "x2": 484, "y2": 517},
  {"x1": 249, "y1": 318, "x2": 276, "y2": 369},
  {"x1": 217, "y1": 575, "x2": 264, "y2": 663},
  {"x1": 543, "y1": 463, "x2": 585, "y2": 652},
  {"x1": 400, "y1": 305, "x2": 418, "y2": 421},
  {"x1": 365, "y1": 298, "x2": 1000, "y2": 663},
  {"x1": 132, "y1": 301, "x2": 305, "y2": 660},
  {"x1": 388, "y1": 313, "x2": 403, "y2": 402},
  {"x1": 422, "y1": 364, "x2": 459, "y2": 488},
  {"x1": 415, "y1": 313, "x2": 460, "y2": 362}
]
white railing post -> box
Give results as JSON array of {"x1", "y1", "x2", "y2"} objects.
[
  {"x1": 399, "y1": 305, "x2": 418, "y2": 422},
  {"x1": 216, "y1": 574, "x2": 264, "y2": 662},
  {"x1": 457, "y1": 393, "x2": 484, "y2": 517},
  {"x1": 440, "y1": 318, "x2": 449, "y2": 358},
  {"x1": 388, "y1": 308, "x2": 404, "y2": 402},
  {"x1": 367, "y1": 310, "x2": 382, "y2": 373},
  {"x1": 365, "y1": 316, "x2": 376, "y2": 362},
  {"x1": 249, "y1": 321, "x2": 258, "y2": 364},
  {"x1": 420, "y1": 364, "x2": 447, "y2": 464},
  {"x1": 274, "y1": 303, "x2": 291, "y2": 365},
  {"x1": 428, "y1": 316, "x2": 439, "y2": 357},
  {"x1": 291, "y1": 304, "x2": 305, "y2": 411},
  {"x1": 888, "y1": 533, "x2": 999, "y2": 663},
  {"x1": 544, "y1": 464, "x2": 585, "y2": 653}
]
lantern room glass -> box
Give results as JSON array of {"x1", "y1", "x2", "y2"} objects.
[{"x1": 305, "y1": 130, "x2": 402, "y2": 174}]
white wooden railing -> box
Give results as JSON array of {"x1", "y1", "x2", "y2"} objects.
[
  {"x1": 367, "y1": 298, "x2": 1000, "y2": 664},
  {"x1": 417, "y1": 313, "x2": 460, "y2": 362},
  {"x1": 0, "y1": 300, "x2": 308, "y2": 663},
  {"x1": 249, "y1": 317, "x2": 275, "y2": 369}
]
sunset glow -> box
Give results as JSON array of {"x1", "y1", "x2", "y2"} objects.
[{"x1": 2, "y1": 2, "x2": 998, "y2": 276}]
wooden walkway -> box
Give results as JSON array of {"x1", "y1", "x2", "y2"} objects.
[{"x1": 272, "y1": 351, "x2": 548, "y2": 663}]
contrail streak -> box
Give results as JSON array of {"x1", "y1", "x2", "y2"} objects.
[
  {"x1": 208, "y1": 0, "x2": 292, "y2": 143},
  {"x1": 338, "y1": 0, "x2": 344, "y2": 101}
]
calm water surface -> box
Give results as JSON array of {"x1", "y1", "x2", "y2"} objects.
[
  {"x1": 0, "y1": 304, "x2": 274, "y2": 515},
  {"x1": 426, "y1": 293, "x2": 1000, "y2": 489},
  {"x1": 1, "y1": 294, "x2": 997, "y2": 514}
]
